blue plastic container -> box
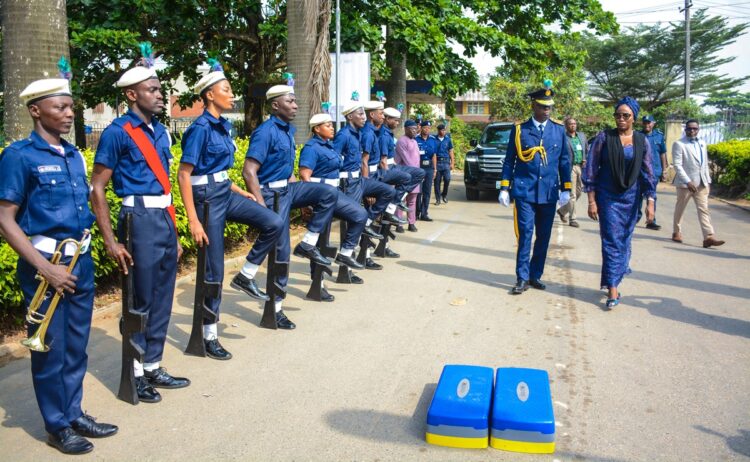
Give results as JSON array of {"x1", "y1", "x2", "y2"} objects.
[
  {"x1": 490, "y1": 367, "x2": 555, "y2": 453},
  {"x1": 425, "y1": 365, "x2": 494, "y2": 448}
]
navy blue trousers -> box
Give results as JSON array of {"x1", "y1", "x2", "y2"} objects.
[
  {"x1": 378, "y1": 166, "x2": 410, "y2": 197},
  {"x1": 342, "y1": 176, "x2": 395, "y2": 220},
  {"x1": 261, "y1": 181, "x2": 337, "y2": 301},
  {"x1": 391, "y1": 164, "x2": 425, "y2": 197},
  {"x1": 18, "y1": 250, "x2": 94, "y2": 433},
  {"x1": 420, "y1": 165, "x2": 434, "y2": 216},
  {"x1": 117, "y1": 199, "x2": 177, "y2": 363},
  {"x1": 514, "y1": 200, "x2": 556, "y2": 281},
  {"x1": 333, "y1": 189, "x2": 368, "y2": 249},
  {"x1": 193, "y1": 179, "x2": 284, "y2": 323},
  {"x1": 434, "y1": 159, "x2": 451, "y2": 199}
]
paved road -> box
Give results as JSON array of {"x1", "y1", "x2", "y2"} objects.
[{"x1": 1, "y1": 176, "x2": 749, "y2": 461}]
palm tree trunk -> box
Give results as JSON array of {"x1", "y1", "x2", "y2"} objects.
[
  {"x1": 385, "y1": 29, "x2": 407, "y2": 135},
  {"x1": 2, "y1": 0, "x2": 71, "y2": 142},
  {"x1": 287, "y1": 0, "x2": 317, "y2": 144}
]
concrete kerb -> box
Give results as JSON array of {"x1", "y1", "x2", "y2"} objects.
[
  {"x1": 713, "y1": 196, "x2": 750, "y2": 213},
  {"x1": 0, "y1": 226, "x2": 309, "y2": 366}
]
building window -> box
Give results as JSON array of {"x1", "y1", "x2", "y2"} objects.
[{"x1": 466, "y1": 102, "x2": 486, "y2": 115}]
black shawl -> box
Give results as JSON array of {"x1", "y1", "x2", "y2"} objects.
[{"x1": 605, "y1": 129, "x2": 645, "y2": 193}]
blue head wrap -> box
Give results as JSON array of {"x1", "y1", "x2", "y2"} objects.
[
  {"x1": 615, "y1": 96, "x2": 639, "y2": 120},
  {"x1": 404, "y1": 120, "x2": 418, "y2": 128}
]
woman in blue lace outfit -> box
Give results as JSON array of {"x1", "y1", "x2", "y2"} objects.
[{"x1": 582, "y1": 97, "x2": 656, "y2": 308}]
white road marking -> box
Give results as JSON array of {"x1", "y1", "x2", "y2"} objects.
[{"x1": 554, "y1": 400, "x2": 569, "y2": 409}]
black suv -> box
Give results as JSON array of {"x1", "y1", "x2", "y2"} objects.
[{"x1": 463, "y1": 122, "x2": 513, "y2": 200}]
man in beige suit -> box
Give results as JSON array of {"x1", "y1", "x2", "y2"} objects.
[{"x1": 671, "y1": 119, "x2": 725, "y2": 248}]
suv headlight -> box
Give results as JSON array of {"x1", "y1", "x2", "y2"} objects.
[{"x1": 465, "y1": 154, "x2": 478, "y2": 162}]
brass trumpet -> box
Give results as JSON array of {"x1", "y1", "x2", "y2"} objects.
[{"x1": 21, "y1": 230, "x2": 91, "y2": 353}]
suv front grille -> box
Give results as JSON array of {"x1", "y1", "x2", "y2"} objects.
[{"x1": 479, "y1": 154, "x2": 504, "y2": 173}]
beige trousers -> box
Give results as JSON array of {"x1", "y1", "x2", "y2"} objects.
[
  {"x1": 673, "y1": 184, "x2": 715, "y2": 238},
  {"x1": 560, "y1": 164, "x2": 583, "y2": 221}
]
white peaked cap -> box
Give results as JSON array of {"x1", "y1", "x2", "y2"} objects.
[
  {"x1": 20, "y1": 79, "x2": 72, "y2": 105},
  {"x1": 383, "y1": 107, "x2": 401, "y2": 118},
  {"x1": 342, "y1": 101, "x2": 364, "y2": 116},
  {"x1": 309, "y1": 113, "x2": 333, "y2": 128},
  {"x1": 195, "y1": 71, "x2": 227, "y2": 94},
  {"x1": 364, "y1": 100, "x2": 384, "y2": 110},
  {"x1": 266, "y1": 85, "x2": 294, "y2": 100},
  {"x1": 117, "y1": 66, "x2": 158, "y2": 88}
]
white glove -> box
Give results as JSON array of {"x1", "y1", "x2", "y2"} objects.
[
  {"x1": 557, "y1": 191, "x2": 571, "y2": 208},
  {"x1": 498, "y1": 190, "x2": 510, "y2": 207}
]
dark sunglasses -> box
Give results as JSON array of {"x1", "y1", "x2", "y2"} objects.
[
  {"x1": 685, "y1": 127, "x2": 699, "y2": 132},
  {"x1": 613, "y1": 112, "x2": 632, "y2": 120}
]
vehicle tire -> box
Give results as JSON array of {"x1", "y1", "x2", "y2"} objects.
[{"x1": 465, "y1": 187, "x2": 479, "y2": 201}]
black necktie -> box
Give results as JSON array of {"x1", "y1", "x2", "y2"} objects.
[{"x1": 538, "y1": 123, "x2": 544, "y2": 138}]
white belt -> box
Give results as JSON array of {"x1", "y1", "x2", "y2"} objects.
[
  {"x1": 310, "y1": 177, "x2": 339, "y2": 187},
  {"x1": 31, "y1": 233, "x2": 91, "y2": 256},
  {"x1": 190, "y1": 170, "x2": 229, "y2": 186},
  {"x1": 368, "y1": 165, "x2": 378, "y2": 173},
  {"x1": 386, "y1": 158, "x2": 395, "y2": 166},
  {"x1": 122, "y1": 193, "x2": 172, "y2": 208},
  {"x1": 339, "y1": 170, "x2": 360, "y2": 179},
  {"x1": 421, "y1": 160, "x2": 431, "y2": 166},
  {"x1": 260, "y1": 179, "x2": 288, "y2": 189}
]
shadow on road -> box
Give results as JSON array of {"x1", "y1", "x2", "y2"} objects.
[
  {"x1": 396, "y1": 260, "x2": 512, "y2": 289},
  {"x1": 324, "y1": 383, "x2": 436, "y2": 445},
  {"x1": 395, "y1": 234, "x2": 750, "y2": 302},
  {"x1": 694, "y1": 425, "x2": 750, "y2": 457}
]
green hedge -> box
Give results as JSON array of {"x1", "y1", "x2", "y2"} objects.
[
  {"x1": 449, "y1": 118, "x2": 483, "y2": 171},
  {"x1": 0, "y1": 137, "x2": 303, "y2": 317},
  {"x1": 708, "y1": 140, "x2": 750, "y2": 198}
]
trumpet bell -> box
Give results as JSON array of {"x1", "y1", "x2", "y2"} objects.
[{"x1": 20, "y1": 333, "x2": 50, "y2": 353}]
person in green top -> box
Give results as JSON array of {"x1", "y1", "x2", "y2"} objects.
[{"x1": 557, "y1": 117, "x2": 588, "y2": 227}]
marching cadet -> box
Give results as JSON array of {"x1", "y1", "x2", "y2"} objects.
[
  {"x1": 334, "y1": 97, "x2": 406, "y2": 268},
  {"x1": 91, "y1": 47, "x2": 190, "y2": 403},
  {"x1": 364, "y1": 100, "x2": 411, "y2": 191},
  {"x1": 415, "y1": 120, "x2": 438, "y2": 221},
  {"x1": 378, "y1": 107, "x2": 425, "y2": 213},
  {"x1": 433, "y1": 123, "x2": 454, "y2": 204},
  {"x1": 299, "y1": 112, "x2": 385, "y2": 300},
  {"x1": 0, "y1": 73, "x2": 117, "y2": 454},
  {"x1": 498, "y1": 81, "x2": 571, "y2": 295},
  {"x1": 242, "y1": 84, "x2": 338, "y2": 329},
  {"x1": 177, "y1": 61, "x2": 284, "y2": 359}
]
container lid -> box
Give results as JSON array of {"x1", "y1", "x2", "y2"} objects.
[
  {"x1": 426, "y1": 365, "x2": 494, "y2": 429},
  {"x1": 491, "y1": 367, "x2": 555, "y2": 434}
]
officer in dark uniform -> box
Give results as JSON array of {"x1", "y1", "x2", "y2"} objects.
[
  {"x1": 433, "y1": 124, "x2": 454, "y2": 204},
  {"x1": 361, "y1": 100, "x2": 388, "y2": 180},
  {"x1": 0, "y1": 76, "x2": 117, "y2": 454},
  {"x1": 378, "y1": 107, "x2": 426, "y2": 211},
  {"x1": 299, "y1": 113, "x2": 384, "y2": 299},
  {"x1": 334, "y1": 98, "x2": 406, "y2": 268},
  {"x1": 499, "y1": 82, "x2": 572, "y2": 294},
  {"x1": 242, "y1": 84, "x2": 338, "y2": 329},
  {"x1": 177, "y1": 62, "x2": 284, "y2": 359},
  {"x1": 91, "y1": 57, "x2": 190, "y2": 403},
  {"x1": 415, "y1": 119, "x2": 438, "y2": 221},
  {"x1": 638, "y1": 114, "x2": 667, "y2": 230}
]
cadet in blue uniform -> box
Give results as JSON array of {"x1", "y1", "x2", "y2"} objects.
[
  {"x1": 498, "y1": 82, "x2": 572, "y2": 294},
  {"x1": 378, "y1": 107, "x2": 426, "y2": 209},
  {"x1": 638, "y1": 115, "x2": 667, "y2": 230},
  {"x1": 0, "y1": 77, "x2": 117, "y2": 454},
  {"x1": 361, "y1": 100, "x2": 387, "y2": 180},
  {"x1": 433, "y1": 124, "x2": 454, "y2": 204},
  {"x1": 177, "y1": 63, "x2": 284, "y2": 359},
  {"x1": 299, "y1": 113, "x2": 384, "y2": 299},
  {"x1": 243, "y1": 85, "x2": 338, "y2": 329},
  {"x1": 91, "y1": 58, "x2": 190, "y2": 403},
  {"x1": 415, "y1": 119, "x2": 438, "y2": 221},
  {"x1": 335, "y1": 99, "x2": 406, "y2": 267}
]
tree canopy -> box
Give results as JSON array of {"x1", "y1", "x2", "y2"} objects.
[
  {"x1": 582, "y1": 9, "x2": 748, "y2": 110},
  {"x1": 341, "y1": 0, "x2": 618, "y2": 107}
]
